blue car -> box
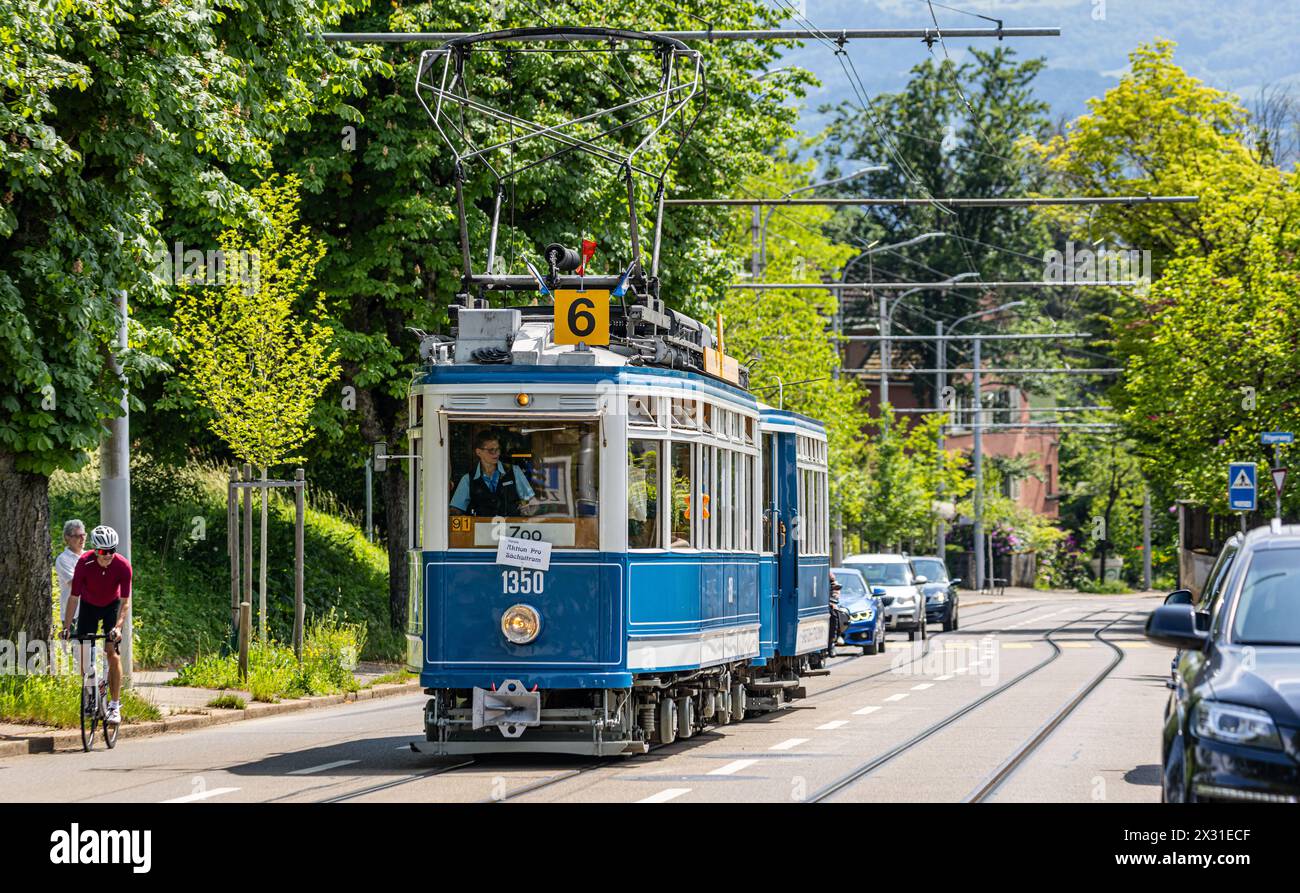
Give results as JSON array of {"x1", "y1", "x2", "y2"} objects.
[{"x1": 832, "y1": 567, "x2": 887, "y2": 655}]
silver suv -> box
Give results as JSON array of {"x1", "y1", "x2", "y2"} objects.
[{"x1": 841, "y1": 553, "x2": 930, "y2": 641}]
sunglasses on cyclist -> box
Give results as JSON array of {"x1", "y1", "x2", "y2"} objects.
[{"x1": 95, "y1": 548, "x2": 115, "y2": 557}]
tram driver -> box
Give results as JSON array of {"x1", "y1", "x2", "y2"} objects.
[{"x1": 449, "y1": 429, "x2": 540, "y2": 517}]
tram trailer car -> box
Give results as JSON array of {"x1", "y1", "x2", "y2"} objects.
[{"x1": 404, "y1": 305, "x2": 832, "y2": 756}]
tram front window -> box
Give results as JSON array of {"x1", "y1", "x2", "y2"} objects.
[{"x1": 447, "y1": 420, "x2": 600, "y2": 549}]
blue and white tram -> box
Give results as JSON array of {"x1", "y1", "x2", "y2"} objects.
[{"x1": 404, "y1": 306, "x2": 831, "y2": 756}]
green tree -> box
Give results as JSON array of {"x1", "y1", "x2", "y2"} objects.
[
  {"x1": 172, "y1": 175, "x2": 341, "y2": 471},
  {"x1": 1058, "y1": 430, "x2": 1146, "y2": 582},
  {"x1": 817, "y1": 48, "x2": 1059, "y2": 406},
  {"x1": 0, "y1": 0, "x2": 365, "y2": 640},
  {"x1": 1032, "y1": 42, "x2": 1300, "y2": 515}
]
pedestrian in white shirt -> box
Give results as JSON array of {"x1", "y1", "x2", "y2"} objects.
[
  {"x1": 55, "y1": 519, "x2": 87, "y2": 619},
  {"x1": 55, "y1": 519, "x2": 88, "y2": 672}
]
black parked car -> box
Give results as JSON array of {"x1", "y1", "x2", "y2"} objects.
[
  {"x1": 1145, "y1": 523, "x2": 1300, "y2": 803},
  {"x1": 910, "y1": 556, "x2": 960, "y2": 632}
]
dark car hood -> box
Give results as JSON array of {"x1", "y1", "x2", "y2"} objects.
[
  {"x1": 921, "y1": 582, "x2": 951, "y2": 596},
  {"x1": 1205, "y1": 645, "x2": 1300, "y2": 726}
]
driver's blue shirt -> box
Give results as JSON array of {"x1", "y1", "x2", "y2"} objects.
[{"x1": 449, "y1": 463, "x2": 536, "y2": 511}]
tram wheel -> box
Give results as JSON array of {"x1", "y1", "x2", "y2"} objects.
[
  {"x1": 730, "y1": 683, "x2": 747, "y2": 723},
  {"x1": 657, "y1": 698, "x2": 677, "y2": 745},
  {"x1": 677, "y1": 696, "x2": 695, "y2": 739}
]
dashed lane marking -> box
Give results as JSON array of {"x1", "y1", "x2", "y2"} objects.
[
  {"x1": 289, "y1": 760, "x2": 359, "y2": 775},
  {"x1": 853, "y1": 706, "x2": 882, "y2": 716},
  {"x1": 911, "y1": 683, "x2": 934, "y2": 691},
  {"x1": 709, "y1": 759, "x2": 759, "y2": 776},
  {"x1": 163, "y1": 787, "x2": 240, "y2": 804},
  {"x1": 639, "y1": 788, "x2": 691, "y2": 803},
  {"x1": 884, "y1": 693, "x2": 909, "y2": 702},
  {"x1": 816, "y1": 720, "x2": 850, "y2": 730},
  {"x1": 935, "y1": 674, "x2": 954, "y2": 681},
  {"x1": 770, "y1": 738, "x2": 809, "y2": 751}
]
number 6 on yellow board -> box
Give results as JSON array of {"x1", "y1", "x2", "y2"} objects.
[{"x1": 553, "y1": 289, "x2": 610, "y2": 345}]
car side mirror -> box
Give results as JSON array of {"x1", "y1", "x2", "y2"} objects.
[
  {"x1": 1163, "y1": 589, "x2": 1193, "y2": 606},
  {"x1": 872, "y1": 588, "x2": 886, "y2": 597},
  {"x1": 913, "y1": 576, "x2": 928, "y2": 586},
  {"x1": 1144, "y1": 604, "x2": 1209, "y2": 651},
  {"x1": 950, "y1": 578, "x2": 962, "y2": 587}
]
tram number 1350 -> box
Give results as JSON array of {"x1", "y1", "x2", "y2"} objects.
[{"x1": 502, "y1": 569, "x2": 545, "y2": 594}]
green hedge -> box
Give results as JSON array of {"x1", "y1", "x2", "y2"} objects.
[{"x1": 50, "y1": 455, "x2": 400, "y2": 666}]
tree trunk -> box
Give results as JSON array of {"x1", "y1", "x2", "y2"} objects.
[
  {"x1": 0, "y1": 452, "x2": 52, "y2": 642},
  {"x1": 382, "y1": 462, "x2": 409, "y2": 633}
]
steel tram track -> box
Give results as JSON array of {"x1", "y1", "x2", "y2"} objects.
[
  {"x1": 806, "y1": 607, "x2": 1125, "y2": 803},
  {"x1": 961, "y1": 613, "x2": 1131, "y2": 803},
  {"x1": 319, "y1": 601, "x2": 1077, "y2": 804},
  {"x1": 478, "y1": 601, "x2": 1070, "y2": 804},
  {"x1": 808, "y1": 600, "x2": 1060, "y2": 702}
]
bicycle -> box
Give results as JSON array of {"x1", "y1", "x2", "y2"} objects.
[{"x1": 66, "y1": 633, "x2": 120, "y2": 752}]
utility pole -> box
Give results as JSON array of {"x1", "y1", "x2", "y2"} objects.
[
  {"x1": 750, "y1": 205, "x2": 760, "y2": 279},
  {"x1": 879, "y1": 293, "x2": 889, "y2": 408},
  {"x1": 936, "y1": 319, "x2": 946, "y2": 560},
  {"x1": 973, "y1": 336, "x2": 984, "y2": 593},
  {"x1": 100, "y1": 288, "x2": 132, "y2": 686}
]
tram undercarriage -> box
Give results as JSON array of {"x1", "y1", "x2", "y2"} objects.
[{"x1": 414, "y1": 658, "x2": 821, "y2": 757}]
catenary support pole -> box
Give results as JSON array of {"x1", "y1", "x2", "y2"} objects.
[
  {"x1": 935, "y1": 320, "x2": 946, "y2": 561},
  {"x1": 100, "y1": 288, "x2": 133, "y2": 686}
]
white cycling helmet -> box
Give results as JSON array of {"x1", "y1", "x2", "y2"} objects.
[{"x1": 90, "y1": 525, "x2": 119, "y2": 551}]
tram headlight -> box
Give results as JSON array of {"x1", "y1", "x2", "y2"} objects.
[
  {"x1": 515, "y1": 393, "x2": 532, "y2": 407},
  {"x1": 501, "y1": 604, "x2": 542, "y2": 644}
]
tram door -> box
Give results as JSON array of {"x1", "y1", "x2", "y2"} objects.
[{"x1": 404, "y1": 396, "x2": 425, "y2": 671}]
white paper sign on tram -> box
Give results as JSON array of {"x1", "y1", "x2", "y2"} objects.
[{"x1": 495, "y1": 535, "x2": 553, "y2": 572}]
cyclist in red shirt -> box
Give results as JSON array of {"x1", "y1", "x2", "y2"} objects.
[{"x1": 62, "y1": 526, "x2": 131, "y2": 724}]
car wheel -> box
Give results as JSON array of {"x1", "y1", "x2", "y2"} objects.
[
  {"x1": 908, "y1": 629, "x2": 917, "y2": 641},
  {"x1": 879, "y1": 634, "x2": 886, "y2": 653},
  {"x1": 1162, "y1": 736, "x2": 1186, "y2": 803}
]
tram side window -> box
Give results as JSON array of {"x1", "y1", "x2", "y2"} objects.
[
  {"x1": 408, "y1": 430, "x2": 423, "y2": 551},
  {"x1": 447, "y1": 420, "x2": 599, "y2": 549},
  {"x1": 628, "y1": 439, "x2": 661, "y2": 549},
  {"x1": 670, "y1": 441, "x2": 692, "y2": 548}
]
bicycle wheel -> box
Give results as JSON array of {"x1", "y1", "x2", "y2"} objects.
[
  {"x1": 101, "y1": 682, "x2": 119, "y2": 749},
  {"x1": 80, "y1": 682, "x2": 97, "y2": 752}
]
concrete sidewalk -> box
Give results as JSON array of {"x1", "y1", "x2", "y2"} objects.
[{"x1": 0, "y1": 661, "x2": 419, "y2": 759}]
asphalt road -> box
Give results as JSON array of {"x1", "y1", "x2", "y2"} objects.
[{"x1": 0, "y1": 592, "x2": 1171, "y2": 804}]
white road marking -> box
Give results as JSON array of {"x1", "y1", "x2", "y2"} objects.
[
  {"x1": 709, "y1": 759, "x2": 759, "y2": 776},
  {"x1": 816, "y1": 720, "x2": 850, "y2": 730},
  {"x1": 853, "y1": 706, "x2": 882, "y2": 716},
  {"x1": 935, "y1": 674, "x2": 954, "y2": 681},
  {"x1": 884, "y1": 693, "x2": 909, "y2": 702},
  {"x1": 769, "y1": 738, "x2": 809, "y2": 751},
  {"x1": 289, "y1": 759, "x2": 359, "y2": 775},
  {"x1": 164, "y1": 787, "x2": 240, "y2": 803},
  {"x1": 639, "y1": 788, "x2": 691, "y2": 803},
  {"x1": 911, "y1": 683, "x2": 934, "y2": 691}
]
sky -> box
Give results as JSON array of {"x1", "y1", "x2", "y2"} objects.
[{"x1": 775, "y1": 0, "x2": 1300, "y2": 139}]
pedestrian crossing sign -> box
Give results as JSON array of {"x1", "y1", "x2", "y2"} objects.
[{"x1": 1228, "y1": 462, "x2": 1257, "y2": 512}]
